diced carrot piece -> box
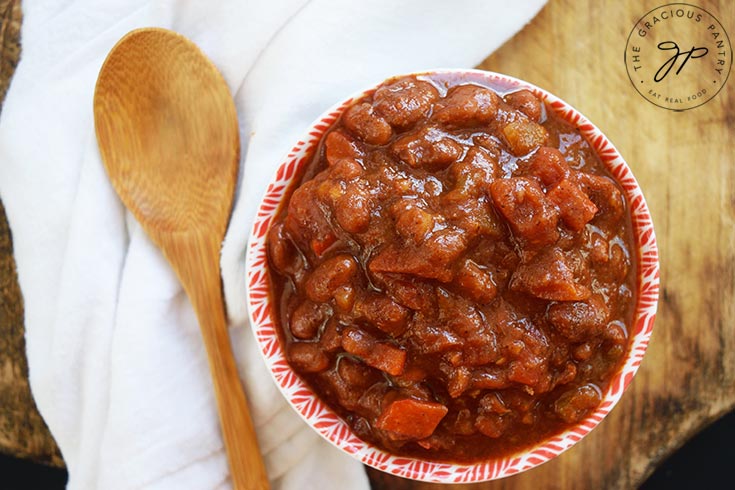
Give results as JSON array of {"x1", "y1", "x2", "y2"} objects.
[
  {"x1": 310, "y1": 233, "x2": 336, "y2": 257},
  {"x1": 395, "y1": 364, "x2": 428, "y2": 383},
  {"x1": 340, "y1": 327, "x2": 372, "y2": 356},
  {"x1": 375, "y1": 398, "x2": 448, "y2": 439},
  {"x1": 507, "y1": 359, "x2": 543, "y2": 386},
  {"x1": 341, "y1": 327, "x2": 406, "y2": 375},
  {"x1": 371, "y1": 343, "x2": 408, "y2": 376}
]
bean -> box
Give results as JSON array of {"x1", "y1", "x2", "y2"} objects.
[
  {"x1": 373, "y1": 78, "x2": 438, "y2": 129},
  {"x1": 504, "y1": 89, "x2": 543, "y2": 122},
  {"x1": 433, "y1": 84, "x2": 500, "y2": 126},
  {"x1": 392, "y1": 126, "x2": 463, "y2": 170},
  {"x1": 526, "y1": 147, "x2": 569, "y2": 187},
  {"x1": 305, "y1": 254, "x2": 359, "y2": 302},
  {"x1": 287, "y1": 342, "x2": 329, "y2": 373},
  {"x1": 334, "y1": 183, "x2": 372, "y2": 233},
  {"x1": 343, "y1": 102, "x2": 393, "y2": 145},
  {"x1": 290, "y1": 300, "x2": 330, "y2": 340},
  {"x1": 553, "y1": 384, "x2": 602, "y2": 423},
  {"x1": 547, "y1": 295, "x2": 609, "y2": 341}
]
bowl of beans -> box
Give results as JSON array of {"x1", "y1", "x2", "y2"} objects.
[{"x1": 246, "y1": 70, "x2": 659, "y2": 482}]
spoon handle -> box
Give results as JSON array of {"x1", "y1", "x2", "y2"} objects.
[{"x1": 172, "y1": 233, "x2": 270, "y2": 490}]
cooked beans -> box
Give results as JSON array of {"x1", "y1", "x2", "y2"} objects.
[{"x1": 267, "y1": 74, "x2": 635, "y2": 462}]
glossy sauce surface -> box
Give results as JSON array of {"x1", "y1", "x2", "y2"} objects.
[{"x1": 267, "y1": 74, "x2": 636, "y2": 462}]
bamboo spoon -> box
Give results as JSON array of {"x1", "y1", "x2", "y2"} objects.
[{"x1": 93, "y1": 28, "x2": 269, "y2": 490}]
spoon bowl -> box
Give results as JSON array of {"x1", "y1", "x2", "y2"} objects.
[
  {"x1": 94, "y1": 28, "x2": 237, "y2": 234},
  {"x1": 94, "y1": 28, "x2": 268, "y2": 490}
]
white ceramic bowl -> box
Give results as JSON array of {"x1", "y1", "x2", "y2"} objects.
[{"x1": 246, "y1": 69, "x2": 660, "y2": 483}]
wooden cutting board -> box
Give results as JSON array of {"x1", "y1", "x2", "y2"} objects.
[
  {"x1": 1, "y1": 0, "x2": 733, "y2": 488},
  {"x1": 369, "y1": 0, "x2": 734, "y2": 488}
]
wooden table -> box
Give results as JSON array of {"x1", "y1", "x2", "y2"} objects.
[
  {"x1": 0, "y1": 0, "x2": 65, "y2": 468},
  {"x1": 2, "y1": 0, "x2": 734, "y2": 488},
  {"x1": 370, "y1": 0, "x2": 735, "y2": 488}
]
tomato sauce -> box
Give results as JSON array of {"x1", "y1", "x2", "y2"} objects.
[{"x1": 267, "y1": 74, "x2": 636, "y2": 462}]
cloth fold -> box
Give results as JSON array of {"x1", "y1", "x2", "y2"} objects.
[{"x1": 0, "y1": 1, "x2": 545, "y2": 488}]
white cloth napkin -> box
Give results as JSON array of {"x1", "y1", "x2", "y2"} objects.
[{"x1": 0, "y1": 1, "x2": 545, "y2": 488}]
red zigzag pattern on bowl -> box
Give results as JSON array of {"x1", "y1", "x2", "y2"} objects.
[{"x1": 245, "y1": 71, "x2": 660, "y2": 483}]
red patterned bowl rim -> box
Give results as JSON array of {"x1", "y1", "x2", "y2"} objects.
[{"x1": 245, "y1": 69, "x2": 660, "y2": 483}]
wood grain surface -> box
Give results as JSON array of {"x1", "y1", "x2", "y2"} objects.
[
  {"x1": 368, "y1": 0, "x2": 734, "y2": 488},
  {"x1": 0, "y1": 0, "x2": 65, "y2": 468},
  {"x1": 0, "y1": 0, "x2": 20, "y2": 103},
  {"x1": 1, "y1": 0, "x2": 733, "y2": 488}
]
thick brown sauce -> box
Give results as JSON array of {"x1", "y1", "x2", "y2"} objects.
[{"x1": 267, "y1": 73, "x2": 636, "y2": 463}]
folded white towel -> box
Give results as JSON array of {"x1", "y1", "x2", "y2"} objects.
[{"x1": 0, "y1": 1, "x2": 545, "y2": 488}]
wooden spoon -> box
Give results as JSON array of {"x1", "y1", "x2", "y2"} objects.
[{"x1": 93, "y1": 28, "x2": 269, "y2": 490}]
